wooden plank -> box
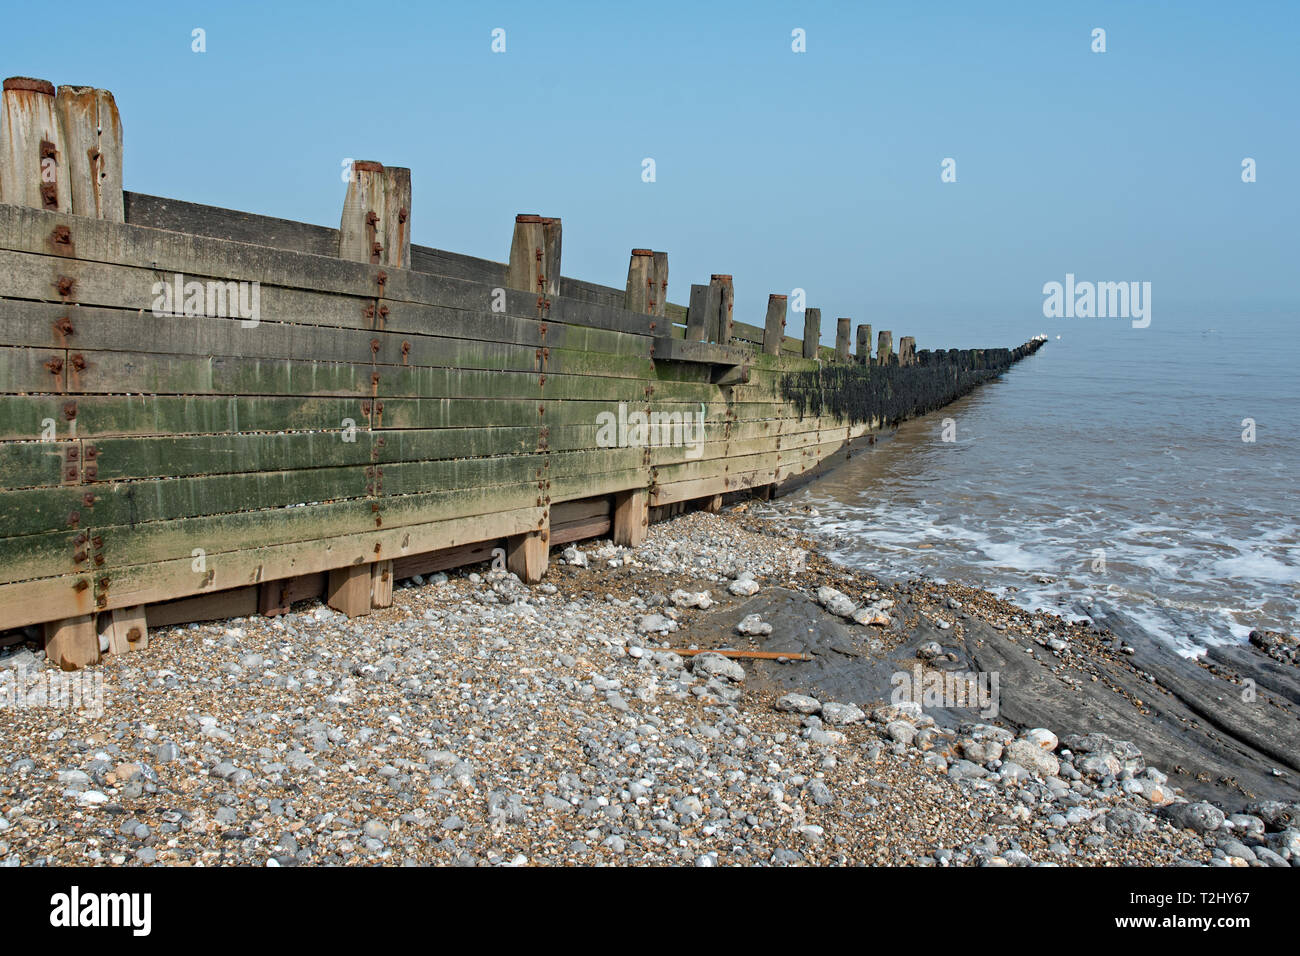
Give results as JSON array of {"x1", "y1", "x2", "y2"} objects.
[
  {"x1": 506, "y1": 529, "x2": 548, "y2": 584},
  {"x1": 371, "y1": 559, "x2": 393, "y2": 608},
  {"x1": 392, "y1": 539, "x2": 499, "y2": 579},
  {"x1": 612, "y1": 488, "x2": 648, "y2": 547},
  {"x1": 549, "y1": 514, "x2": 611, "y2": 546},
  {"x1": 147, "y1": 586, "x2": 258, "y2": 629}
]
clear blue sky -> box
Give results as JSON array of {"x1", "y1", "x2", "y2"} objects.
[{"x1": 3, "y1": 0, "x2": 1295, "y2": 347}]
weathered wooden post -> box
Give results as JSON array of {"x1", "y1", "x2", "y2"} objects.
[
  {"x1": 763, "y1": 294, "x2": 787, "y2": 356},
  {"x1": 506, "y1": 213, "x2": 562, "y2": 297},
  {"x1": 371, "y1": 560, "x2": 394, "y2": 608},
  {"x1": 624, "y1": 249, "x2": 654, "y2": 313},
  {"x1": 54, "y1": 85, "x2": 123, "y2": 221},
  {"x1": 542, "y1": 216, "x2": 562, "y2": 297},
  {"x1": 105, "y1": 606, "x2": 148, "y2": 655},
  {"x1": 710, "y1": 274, "x2": 734, "y2": 344},
  {"x1": 802, "y1": 307, "x2": 821, "y2": 359},
  {"x1": 612, "y1": 489, "x2": 649, "y2": 547},
  {"x1": 327, "y1": 564, "x2": 372, "y2": 617},
  {"x1": 506, "y1": 529, "x2": 549, "y2": 584},
  {"x1": 856, "y1": 323, "x2": 872, "y2": 364},
  {"x1": 43, "y1": 616, "x2": 99, "y2": 670},
  {"x1": 651, "y1": 252, "x2": 668, "y2": 318},
  {"x1": 835, "y1": 318, "x2": 852, "y2": 362},
  {"x1": 339, "y1": 160, "x2": 411, "y2": 267},
  {"x1": 876, "y1": 330, "x2": 894, "y2": 365},
  {"x1": 898, "y1": 336, "x2": 916, "y2": 366},
  {"x1": 687, "y1": 283, "x2": 721, "y2": 341},
  {"x1": 0, "y1": 77, "x2": 69, "y2": 212}
]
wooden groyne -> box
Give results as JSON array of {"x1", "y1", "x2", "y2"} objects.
[{"x1": 0, "y1": 77, "x2": 1044, "y2": 669}]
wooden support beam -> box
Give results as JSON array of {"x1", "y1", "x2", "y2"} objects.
[
  {"x1": 541, "y1": 216, "x2": 562, "y2": 298},
  {"x1": 148, "y1": 586, "x2": 259, "y2": 629},
  {"x1": 710, "y1": 274, "x2": 734, "y2": 345},
  {"x1": 326, "y1": 563, "x2": 372, "y2": 617},
  {"x1": 339, "y1": 159, "x2": 386, "y2": 264},
  {"x1": 612, "y1": 488, "x2": 649, "y2": 547},
  {"x1": 371, "y1": 559, "x2": 394, "y2": 608},
  {"x1": 381, "y1": 166, "x2": 411, "y2": 270},
  {"x1": 0, "y1": 77, "x2": 69, "y2": 212},
  {"x1": 898, "y1": 335, "x2": 916, "y2": 367},
  {"x1": 857, "y1": 323, "x2": 872, "y2": 364},
  {"x1": 506, "y1": 528, "x2": 549, "y2": 583},
  {"x1": 686, "y1": 283, "x2": 721, "y2": 342},
  {"x1": 624, "y1": 249, "x2": 654, "y2": 313},
  {"x1": 763, "y1": 294, "x2": 787, "y2": 356},
  {"x1": 43, "y1": 614, "x2": 99, "y2": 670},
  {"x1": 54, "y1": 85, "x2": 123, "y2": 221},
  {"x1": 506, "y1": 214, "x2": 545, "y2": 294},
  {"x1": 835, "y1": 317, "x2": 851, "y2": 362},
  {"x1": 802, "y1": 307, "x2": 821, "y2": 359},
  {"x1": 703, "y1": 493, "x2": 724, "y2": 513},
  {"x1": 106, "y1": 604, "x2": 148, "y2": 655},
  {"x1": 650, "y1": 251, "x2": 668, "y2": 318},
  {"x1": 876, "y1": 330, "x2": 894, "y2": 366}
]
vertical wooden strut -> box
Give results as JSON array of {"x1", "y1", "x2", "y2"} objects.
[
  {"x1": 506, "y1": 213, "x2": 545, "y2": 293},
  {"x1": 612, "y1": 489, "x2": 649, "y2": 547},
  {"x1": 763, "y1": 294, "x2": 787, "y2": 356},
  {"x1": 506, "y1": 528, "x2": 549, "y2": 583},
  {"x1": 687, "y1": 283, "x2": 721, "y2": 342},
  {"x1": 876, "y1": 330, "x2": 894, "y2": 366},
  {"x1": 624, "y1": 249, "x2": 654, "y2": 313},
  {"x1": 44, "y1": 614, "x2": 98, "y2": 670},
  {"x1": 327, "y1": 564, "x2": 372, "y2": 617},
  {"x1": 802, "y1": 307, "x2": 821, "y2": 359},
  {"x1": 541, "y1": 216, "x2": 562, "y2": 298},
  {"x1": 857, "y1": 323, "x2": 872, "y2": 364},
  {"x1": 709, "y1": 274, "x2": 734, "y2": 344},
  {"x1": 53, "y1": 85, "x2": 123, "y2": 221},
  {"x1": 650, "y1": 251, "x2": 668, "y2": 318},
  {"x1": 835, "y1": 318, "x2": 851, "y2": 362},
  {"x1": 898, "y1": 336, "x2": 916, "y2": 367},
  {"x1": 0, "y1": 76, "x2": 69, "y2": 212},
  {"x1": 381, "y1": 166, "x2": 411, "y2": 270},
  {"x1": 338, "y1": 160, "x2": 411, "y2": 267}
]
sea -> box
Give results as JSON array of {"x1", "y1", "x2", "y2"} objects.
[{"x1": 781, "y1": 312, "x2": 1298, "y2": 657}]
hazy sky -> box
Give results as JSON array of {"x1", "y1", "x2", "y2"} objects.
[{"x1": 3, "y1": 0, "x2": 1295, "y2": 348}]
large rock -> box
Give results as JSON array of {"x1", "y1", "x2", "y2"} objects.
[
  {"x1": 736, "y1": 614, "x2": 773, "y2": 636},
  {"x1": 1003, "y1": 739, "x2": 1060, "y2": 777},
  {"x1": 1159, "y1": 801, "x2": 1226, "y2": 834},
  {"x1": 692, "y1": 653, "x2": 745, "y2": 684},
  {"x1": 775, "y1": 693, "x2": 821, "y2": 715},
  {"x1": 815, "y1": 586, "x2": 857, "y2": 619},
  {"x1": 821, "y1": 702, "x2": 866, "y2": 726}
]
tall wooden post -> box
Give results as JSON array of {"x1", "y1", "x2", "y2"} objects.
[
  {"x1": 624, "y1": 249, "x2": 654, "y2": 313},
  {"x1": 651, "y1": 251, "x2": 668, "y2": 317},
  {"x1": 54, "y1": 85, "x2": 123, "y2": 221},
  {"x1": 835, "y1": 318, "x2": 851, "y2": 362},
  {"x1": 0, "y1": 77, "x2": 69, "y2": 212},
  {"x1": 687, "y1": 283, "x2": 721, "y2": 342},
  {"x1": 876, "y1": 330, "x2": 894, "y2": 366},
  {"x1": 339, "y1": 160, "x2": 386, "y2": 264},
  {"x1": 381, "y1": 166, "x2": 411, "y2": 270},
  {"x1": 856, "y1": 323, "x2": 872, "y2": 364},
  {"x1": 541, "y1": 216, "x2": 562, "y2": 297},
  {"x1": 802, "y1": 307, "x2": 821, "y2": 359},
  {"x1": 898, "y1": 336, "x2": 916, "y2": 366},
  {"x1": 710, "y1": 274, "x2": 734, "y2": 344},
  {"x1": 763, "y1": 294, "x2": 787, "y2": 356},
  {"x1": 506, "y1": 214, "x2": 545, "y2": 293},
  {"x1": 612, "y1": 489, "x2": 648, "y2": 547}
]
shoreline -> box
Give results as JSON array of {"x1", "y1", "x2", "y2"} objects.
[{"x1": 0, "y1": 508, "x2": 1295, "y2": 866}]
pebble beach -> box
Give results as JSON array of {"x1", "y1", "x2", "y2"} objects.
[{"x1": 1, "y1": 508, "x2": 1296, "y2": 867}]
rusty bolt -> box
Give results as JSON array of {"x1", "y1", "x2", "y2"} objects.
[
  {"x1": 55, "y1": 316, "x2": 73, "y2": 336},
  {"x1": 85, "y1": 446, "x2": 97, "y2": 459},
  {"x1": 376, "y1": 271, "x2": 388, "y2": 285},
  {"x1": 52, "y1": 225, "x2": 71, "y2": 245},
  {"x1": 398, "y1": 207, "x2": 408, "y2": 223},
  {"x1": 363, "y1": 304, "x2": 375, "y2": 320},
  {"x1": 91, "y1": 535, "x2": 102, "y2": 548},
  {"x1": 74, "y1": 579, "x2": 89, "y2": 592},
  {"x1": 370, "y1": 338, "x2": 380, "y2": 354},
  {"x1": 45, "y1": 357, "x2": 64, "y2": 374},
  {"x1": 41, "y1": 183, "x2": 58, "y2": 210},
  {"x1": 73, "y1": 532, "x2": 87, "y2": 545},
  {"x1": 67, "y1": 512, "x2": 80, "y2": 528},
  {"x1": 56, "y1": 276, "x2": 75, "y2": 297},
  {"x1": 126, "y1": 627, "x2": 142, "y2": 643},
  {"x1": 67, "y1": 446, "x2": 79, "y2": 460},
  {"x1": 84, "y1": 465, "x2": 97, "y2": 480},
  {"x1": 400, "y1": 341, "x2": 410, "y2": 357},
  {"x1": 71, "y1": 353, "x2": 86, "y2": 371},
  {"x1": 93, "y1": 553, "x2": 105, "y2": 566},
  {"x1": 371, "y1": 372, "x2": 381, "y2": 387},
  {"x1": 365, "y1": 211, "x2": 379, "y2": 226},
  {"x1": 371, "y1": 241, "x2": 383, "y2": 257},
  {"x1": 361, "y1": 401, "x2": 371, "y2": 415},
  {"x1": 73, "y1": 549, "x2": 87, "y2": 564},
  {"x1": 378, "y1": 305, "x2": 389, "y2": 320},
  {"x1": 65, "y1": 465, "x2": 78, "y2": 480},
  {"x1": 82, "y1": 492, "x2": 94, "y2": 506}
]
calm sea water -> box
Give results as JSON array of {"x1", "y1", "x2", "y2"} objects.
[{"x1": 782, "y1": 314, "x2": 1299, "y2": 656}]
